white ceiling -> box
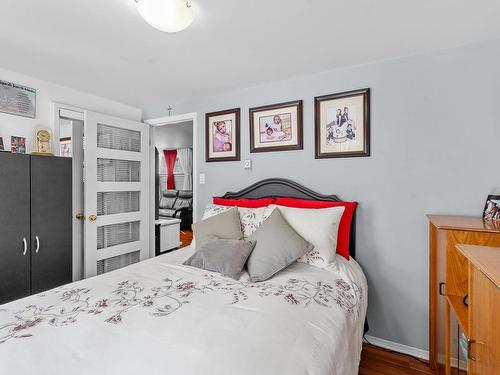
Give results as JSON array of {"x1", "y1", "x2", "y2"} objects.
[{"x1": 1, "y1": 0, "x2": 499, "y2": 110}]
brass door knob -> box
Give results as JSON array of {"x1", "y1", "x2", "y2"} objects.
[
  {"x1": 88, "y1": 215, "x2": 97, "y2": 222},
  {"x1": 75, "y1": 213, "x2": 84, "y2": 220}
]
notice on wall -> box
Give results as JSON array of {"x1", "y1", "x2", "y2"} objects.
[{"x1": 0, "y1": 79, "x2": 36, "y2": 118}]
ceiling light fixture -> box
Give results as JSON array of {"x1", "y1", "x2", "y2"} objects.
[{"x1": 135, "y1": 0, "x2": 194, "y2": 33}]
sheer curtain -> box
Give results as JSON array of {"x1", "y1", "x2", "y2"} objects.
[{"x1": 177, "y1": 148, "x2": 193, "y2": 190}]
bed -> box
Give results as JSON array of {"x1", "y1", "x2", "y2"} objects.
[{"x1": 0, "y1": 179, "x2": 367, "y2": 375}]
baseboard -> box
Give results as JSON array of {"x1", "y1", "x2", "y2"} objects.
[{"x1": 364, "y1": 335, "x2": 429, "y2": 360}]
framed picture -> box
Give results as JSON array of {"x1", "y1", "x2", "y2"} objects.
[
  {"x1": 11, "y1": 136, "x2": 26, "y2": 154},
  {"x1": 483, "y1": 195, "x2": 500, "y2": 221},
  {"x1": 249, "y1": 100, "x2": 303, "y2": 153},
  {"x1": 205, "y1": 108, "x2": 240, "y2": 162},
  {"x1": 0, "y1": 80, "x2": 36, "y2": 118},
  {"x1": 60, "y1": 137, "x2": 72, "y2": 157},
  {"x1": 315, "y1": 88, "x2": 370, "y2": 158}
]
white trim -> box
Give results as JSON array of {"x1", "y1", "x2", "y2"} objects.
[
  {"x1": 145, "y1": 112, "x2": 198, "y2": 259},
  {"x1": 146, "y1": 112, "x2": 197, "y2": 126},
  {"x1": 364, "y1": 335, "x2": 429, "y2": 360},
  {"x1": 365, "y1": 335, "x2": 467, "y2": 370},
  {"x1": 51, "y1": 102, "x2": 86, "y2": 157}
]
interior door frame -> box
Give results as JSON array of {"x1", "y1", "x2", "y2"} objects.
[
  {"x1": 145, "y1": 112, "x2": 198, "y2": 258},
  {"x1": 51, "y1": 102, "x2": 85, "y2": 281},
  {"x1": 51, "y1": 102, "x2": 85, "y2": 156}
]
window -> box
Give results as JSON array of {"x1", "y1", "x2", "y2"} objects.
[{"x1": 173, "y1": 155, "x2": 184, "y2": 175}]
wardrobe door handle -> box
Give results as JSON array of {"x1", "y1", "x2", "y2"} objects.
[
  {"x1": 22, "y1": 238, "x2": 27, "y2": 256},
  {"x1": 467, "y1": 339, "x2": 476, "y2": 361},
  {"x1": 439, "y1": 282, "x2": 446, "y2": 296},
  {"x1": 35, "y1": 236, "x2": 40, "y2": 253}
]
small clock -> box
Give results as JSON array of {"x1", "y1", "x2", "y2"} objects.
[{"x1": 32, "y1": 126, "x2": 54, "y2": 156}]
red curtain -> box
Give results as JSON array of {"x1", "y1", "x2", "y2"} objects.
[{"x1": 164, "y1": 149, "x2": 177, "y2": 189}]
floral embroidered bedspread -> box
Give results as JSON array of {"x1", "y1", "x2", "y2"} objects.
[{"x1": 0, "y1": 248, "x2": 367, "y2": 375}]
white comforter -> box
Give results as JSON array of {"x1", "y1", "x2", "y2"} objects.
[{"x1": 0, "y1": 248, "x2": 367, "y2": 375}]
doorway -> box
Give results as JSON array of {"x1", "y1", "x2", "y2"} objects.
[
  {"x1": 53, "y1": 106, "x2": 85, "y2": 281},
  {"x1": 147, "y1": 112, "x2": 198, "y2": 256}
]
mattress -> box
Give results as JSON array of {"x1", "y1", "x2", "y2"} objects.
[{"x1": 0, "y1": 247, "x2": 367, "y2": 375}]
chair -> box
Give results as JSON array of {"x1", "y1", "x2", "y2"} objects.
[{"x1": 159, "y1": 189, "x2": 193, "y2": 230}]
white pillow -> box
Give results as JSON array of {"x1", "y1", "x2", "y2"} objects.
[
  {"x1": 201, "y1": 204, "x2": 232, "y2": 220},
  {"x1": 238, "y1": 206, "x2": 274, "y2": 238},
  {"x1": 201, "y1": 204, "x2": 272, "y2": 238},
  {"x1": 267, "y1": 204, "x2": 345, "y2": 268}
]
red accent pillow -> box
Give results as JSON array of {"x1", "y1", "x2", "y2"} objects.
[
  {"x1": 213, "y1": 197, "x2": 276, "y2": 208},
  {"x1": 274, "y1": 197, "x2": 357, "y2": 260}
]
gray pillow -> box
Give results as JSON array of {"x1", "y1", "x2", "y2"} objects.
[
  {"x1": 246, "y1": 208, "x2": 314, "y2": 282},
  {"x1": 184, "y1": 238, "x2": 256, "y2": 279},
  {"x1": 192, "y1": 207, "x2": 243, "y2": 250}
]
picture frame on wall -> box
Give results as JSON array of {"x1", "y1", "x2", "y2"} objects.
[
  {"x1": 315, "y1": 88, "x2": 370, "y2": 159},
  {"x1": 249, "y1": 100, "x2": 303, "y2": 153},
  {"x1": 0, "y1": 80, "x2": 36, "y2": 118},
  {"x1": 483, "y1": 195, "x2": 500, "y2": 221},
  {"x1": 205, "y1": 108, "x2": 240, "y2": 162}
]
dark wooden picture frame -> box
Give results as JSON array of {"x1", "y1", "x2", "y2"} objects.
[
  {"x1": 249, "y1": 100, "x2": 303, "y2": 153},
  {"x1": 315, "y1": 88, "x2": 370, "y2": 159},
  {"x1": 205, "y1": 108, "x2": 240, "y2": 162}
]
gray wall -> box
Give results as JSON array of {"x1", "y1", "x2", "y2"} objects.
[{"x1": 144, "y1": 41, "x2": 500, "y2": 351}]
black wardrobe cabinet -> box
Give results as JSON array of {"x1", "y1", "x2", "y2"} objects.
[{"x1": 0, "y1": 153, "x2": 72, "y2": 305}]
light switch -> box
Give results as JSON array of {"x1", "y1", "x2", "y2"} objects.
[
  {"x1": 199, "y1": 173, "x2": 206, "y2": 185},
  {"x1": 244, "y1": 159, "x2": 252, "y2": 170}
]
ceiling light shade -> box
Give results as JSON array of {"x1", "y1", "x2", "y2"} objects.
[{"x1": 135, "y1": 0, "x2": 193, "y2": 33}]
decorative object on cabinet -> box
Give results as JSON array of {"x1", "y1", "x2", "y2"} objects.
[
  {"x1": 0, "y1": 153, "x2": 72, "y2": 305},
  {"x1": 0, "y1": 136, "x2": 5, "y2": 151},
  {"x1": 315, "y1": 88, "x2": 370, "y2": 159},
  {"x1": 32, "y1": 126, "x2": 54, "y2": 156},
  {"x1": 427, "y1": 215, "x2": 500, "y2": 374},
  {"x1": 249, "y1": 100, "x2": 303, "y2": 153},
  {"x1": 205, "y1": 108, "x2": 240, "y2": 162},
  {"x1": 0, "y1": 79, "x2": 36, "y2": 118},
  {"x1": 483, "y1": 195, "x2": 500, "y2": 221},
  {"x1": 11, "y1": 136, "x2": 26, "y2": 154}
]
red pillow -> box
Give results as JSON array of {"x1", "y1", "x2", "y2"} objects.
[
  {"x1": 213, "y1": 197, "x2": 275, "y2": 208},
  {"x1": 274, "y1": 197, "x2": 357, "y2": 260}
]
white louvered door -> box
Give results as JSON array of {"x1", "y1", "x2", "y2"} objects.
[{"x1": 84, "y1": 111, "x2": 150, "y2": 278}]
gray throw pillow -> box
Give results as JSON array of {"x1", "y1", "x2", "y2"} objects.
[
  {"x1": 246, "y1": 208, "x2": 314, "y2": 282},
  {"x1": 192, "y1": 207, "x2": 243, "y2": 250},
  {"x1": 184, "y1": 238, "x2": 256, "y2": 279}
]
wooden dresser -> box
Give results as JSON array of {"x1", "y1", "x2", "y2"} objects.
[
  {"x1": 456, "y1": 245, "x2": 500, "y2": 374},
  {"x1": 428, "y1": 215, "x2": 500, "y2": 374}
]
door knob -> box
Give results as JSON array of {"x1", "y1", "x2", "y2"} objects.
[
  {"x1": 75, "y1": 213, "x2": 84, "y2": 220},
  {"x1": 88, "y1": 215, "x2": 97, "y2": 222}
]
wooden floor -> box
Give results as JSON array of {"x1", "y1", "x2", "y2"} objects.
[
  {"x1": 359, "y1": 344, "x2": 435, "y2": 374},
  {"x1": 180, "y1": 229, "x2": 193, "y2": 247}
]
